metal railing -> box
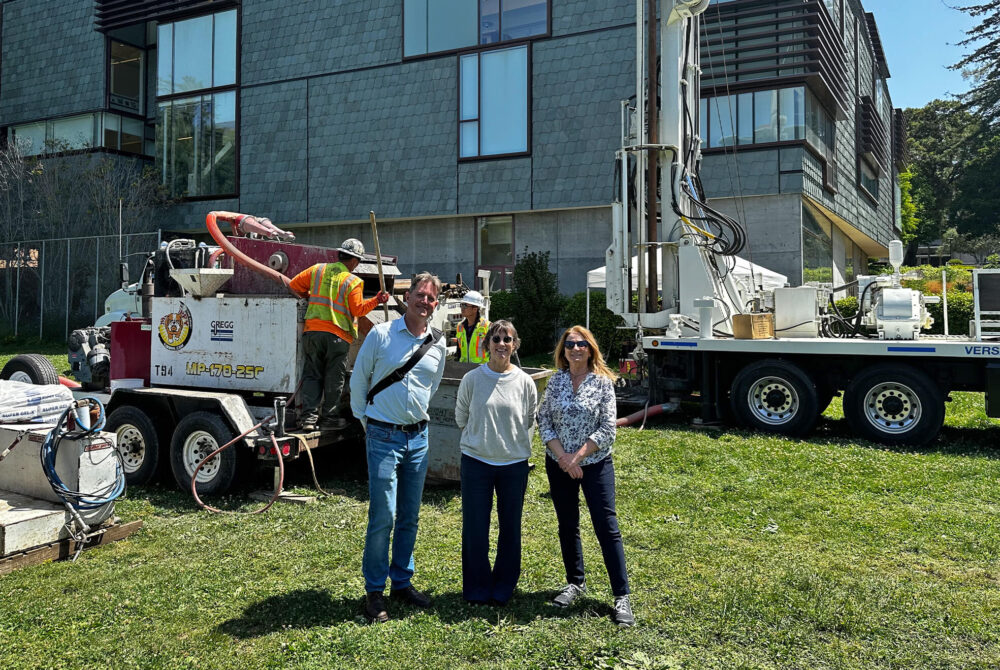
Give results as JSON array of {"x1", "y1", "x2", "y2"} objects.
[{"x1": 0, "y1": 232, "x2": 161, "y2": 341}]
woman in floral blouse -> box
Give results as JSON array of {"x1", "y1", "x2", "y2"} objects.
[{"x1": 536, "y1": 325, "x2": 633, "y2": 627}]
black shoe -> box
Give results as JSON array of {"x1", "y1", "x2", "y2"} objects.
[
  {"x1": 391, "y1": 585, "x2": 431, "y2": 608},
  {"x1": 552, "y1": 582, "x2": 586, "y2": 607},
  {"x1": 319, "y1": 418, "x2": 347, "y2": 431},
  {"x1": 364, "y1": 591, "x2": 389, "y2": 623},
  {"x1": 612, "y1": 595, "x2": 635, "y2": 627},
  {"x1": 297, "y1": 417, "x2": 318, "y2": 432}
]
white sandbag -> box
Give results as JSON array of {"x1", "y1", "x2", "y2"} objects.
[{"x1": 0, "y1": 380, "x2": 74, "y2": 423}]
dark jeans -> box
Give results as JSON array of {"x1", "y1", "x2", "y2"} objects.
[
  {"x1": 461, "y1": 455, "x2": 529, "y2": 604},
  {"x1": 545, "y1": 455, "x2": 629, "y2": 597},
  {"x1": 299, "y1": 331, "x2": 350, "y2": 422}
]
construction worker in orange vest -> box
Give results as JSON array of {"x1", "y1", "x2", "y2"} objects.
[
  {"x1": 289, "y1": 238, "x2": 389, "y2": 431},
  {"x1": 456, "y1": 290, "x2": 490, "y2": 364}
]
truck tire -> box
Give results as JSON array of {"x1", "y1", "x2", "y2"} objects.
[
  {"x1": 0, "y1": 354, "x2": 59, "y2": 385},
  {"x1": 170, "y1": 411, "x2": 241, "y2": 496},
  {"x1": 843, "y1": 364, "x2": 944, "y2": 446},
  {"x1": 730, "y1": 359, "x2": 819, "y2": 437},
  {"x1": 107, "y1": 406, "x2": 160, "y2": 486}
]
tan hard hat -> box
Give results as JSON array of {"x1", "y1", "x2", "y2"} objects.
[{"x1": 339, "y1": 238, "x2": 365, "y2": 259}]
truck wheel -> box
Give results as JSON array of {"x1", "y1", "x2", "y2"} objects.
[
  {"x1": 843, "y1": 365, "x2": 944, "y2": 446},
  {"x1": 730, "y1": 360, "x2": 819, "y2": 437},
  {"x1": 0, "y1": 354, "x2": 59, "y2": 385},
  {"x1": 107, "y1": 406, "x2": 160, "y2": 486},
  {"x1": 170, "y1": 412, "x2": 240, "y2": 496}
]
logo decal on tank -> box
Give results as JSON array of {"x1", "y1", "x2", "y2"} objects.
[{"x1": 158, "y1": 302, "x2": 193, "y2": 350}]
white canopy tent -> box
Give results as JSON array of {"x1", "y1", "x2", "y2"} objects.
[{"x1": 584, "y1": 252, "x2": 788, "y2": 328}]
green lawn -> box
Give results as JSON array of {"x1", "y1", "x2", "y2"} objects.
[{"x1": 3, "y1": 358, "x2": 1000, "y2": 667}]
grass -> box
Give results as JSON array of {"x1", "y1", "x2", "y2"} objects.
[{"x1": 4, "y1": 345, "x2": 1000, "y2": 668}]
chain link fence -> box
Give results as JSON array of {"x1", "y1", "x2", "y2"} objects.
[{"x1": 0, "y1": 232, "x2": 161, "y2": 341}]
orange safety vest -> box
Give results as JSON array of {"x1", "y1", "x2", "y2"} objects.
[
  {"x1": 303, "y1": 262, "x2": 363, "y2": 340},
  {"x1": 457, "y1": 318, "x2": 490, "y2": 363}
]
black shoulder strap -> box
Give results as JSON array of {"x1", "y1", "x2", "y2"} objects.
[{"x1": 366, "y1": 327, "x2": 443, "y2": 405}]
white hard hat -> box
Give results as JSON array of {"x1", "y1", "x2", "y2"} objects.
[
  {"x1": 460, "y1": 290, "x2": 485, "y2": 309},
  {"x1": 339, "y1": 238, "x2": 365, "y2": 259}
]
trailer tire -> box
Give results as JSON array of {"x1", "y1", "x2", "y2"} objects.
[
  {"x1": 0, "y1": 354, "x2": 59, "y2": 386},
  {"x1": 107, "y1": 406, "x2": 160, "y2": 486},
  {"x1": 170, "y1": 411, "x2": 241, "y2": 496},
  {"x1": 843, "y1": 365, "x2": 944, "y2": 446},
  {"x1": 730, "y1": 360, "x2": 819, "y2": 437}
]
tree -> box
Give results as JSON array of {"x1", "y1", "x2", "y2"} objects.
[
  {"x1": 953, "y1": 2, "x2": 1000, "y2": 131},
  {"x1": 904, "y1": 100, "x2": 982, "y2": 243},
  {"x1": 898, "y1": 169, "x2": 919, "y2": 244},
  {"x1": 508, "y1": 248, "x2": 565, "y2": 356}
]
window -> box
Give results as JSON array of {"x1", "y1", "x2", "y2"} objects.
[
  {"x1": 110, "y1": 41, "x2": 144, "y2": 114},
  {"x1": 156, "y1": 10, "x2": 237, "y2": 198},
  {"x1": 477, "y1": 215, "x2": 514, "y2": 291},
  {"x1": 703, "y1": 87, "x2": 820, "y2": 149},
  {"x1": 859, "y1": 159, "x2": 879, "y2": 199},
  {"x1": 802, "y1": 204, "x2": 833, "y2": 284},
  {"x1": 157, "y1": 92, "x2": 237, "y2": 198},
  {"x1": 405, "y1": 0, "x2": 547, "y2": 57},
  {"x1": 9, "y1": 112, "x2": 149, "y2": 156},
  {"x1": 460, "y1": 46, "x2": 528, "y2": 158}
]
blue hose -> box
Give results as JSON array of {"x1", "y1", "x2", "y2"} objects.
[{"x1": 39, "y1": 397, "x2": 125, "y2": 510}]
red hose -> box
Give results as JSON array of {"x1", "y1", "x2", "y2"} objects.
[
  {"x1": 59, "y1": 376, "x2": 81, "y2": 388},
  {"x1": 616, "y1": 403, "x2": 671, "y2": 427},
  {"x1": 206, "y1": 212, "x2": 291, "y2": 288}
]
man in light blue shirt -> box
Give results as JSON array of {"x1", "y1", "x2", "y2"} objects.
[{"x1": 350, "y1": 272, "x2": 446, "y2": 623}]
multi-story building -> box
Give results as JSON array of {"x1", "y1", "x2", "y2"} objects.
[
  {"x1": 699, "y1": 0, "x2": 904, "y2": 285},
  {"x1": 1, "y1": 0, "x2": 900, "y2": 294}
]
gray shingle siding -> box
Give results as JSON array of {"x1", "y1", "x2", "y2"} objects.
[
  {"x1": 1, "y1": 0, "x2": 104, "y2": 124},
  {"x1": 241, "y1": 0, "x2": 402, "y2": 87},
  {"x1": 240, "y1": 80, "x2": 309, "y2": 223},
  {"x1": 459, "y1": 158, "x2": 532, "y2": 213},
  {"x1": 532, "y1": 27, "x2": 633, "y2": 210},
  {"x1": 551, "y1": 0, "x2": 633, "y2": 36},
  {"x1": 307, "y1": 59, "x2": 458, "y2": 221}
]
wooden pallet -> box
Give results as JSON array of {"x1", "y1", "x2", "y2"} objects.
[{"x1": 0, "y1": 519, "x2": 143, "y2": 576}]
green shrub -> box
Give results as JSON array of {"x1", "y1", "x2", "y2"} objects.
[
  {"x1": 946, "y1": 258, "x2": 964, "y2": 266},
  {"x1": 487, "y1": 290, "x2": 514, "y2": 322},
  {"x1": 925, "y1": 291, "x2": 974, "y2": 336},
  {"x1": 507, "y1": 249, "x2": 565, "y2": 356},
  {"x1": 985, "y1": 254, "x2": 1000, "y2": 269},
  {"x1": 560, "y1": 291, "x2": 627, "y2": 361},
  {"x1": 834, "y1": 296, "x2": 858, "y2": 318}
]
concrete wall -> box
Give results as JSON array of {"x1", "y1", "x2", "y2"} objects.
[{"x1": 706, "y1": 194, "x2": 804, "y2": 285}]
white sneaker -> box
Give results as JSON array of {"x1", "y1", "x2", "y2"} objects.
[{"x1": 552, "y1": 583, "x2": 586, "y2": 607}]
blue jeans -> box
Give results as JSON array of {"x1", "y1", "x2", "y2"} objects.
[
  {"x1": 362, "y1": 422, "x2": 429, "y2": 593},
  {"x1": 461, "y1": 455, "x2": 529, "y2": 604},
  {"x1": 545, "y1": 455, "x2": 630, "y2": 597}
]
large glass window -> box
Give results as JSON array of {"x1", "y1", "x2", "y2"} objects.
[
  {"x1": 156, "y1": 10, "x2": 238, "y2": 198},
  {"x1": 802, "y1": 204, "x2": 833, "y2": 284},
  {"x1": 157, "y1": 10, "x2": 236, "y2": 95},
  {"x1": 460, "y1": 46, "x2": 528, "y2": 158},
  {"x1": 405, "y1": 0, "x2": 547, "y2": 57},
  {"x1": 702, "y1": 86, "x2": 832, "y2": 153},
  {"x1": 859, "y1": 159, "x2": 879, "y2": 199},
  {"x1": 110, "y1": 41, "x2": 144, "y2": 114},
  {"x1": 10, "y1": 113, "x2": 148, "y2": 156},
  {"x1": 477, "y1": 215, "x2": 514, "y2": 291},
  {"x1": 157, "y1": 92, "x2": 237, "y2": 198}
]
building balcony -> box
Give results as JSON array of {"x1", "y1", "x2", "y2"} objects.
[
  {"x1": 858, "y1": 94, "x2": 889, "y2": 170},
  {"x1": 700, "y1": 0, "x2": 848, "y2": 118},
  {"x1": 95, "y1": 0, "x2": 239, "y2": 32}
]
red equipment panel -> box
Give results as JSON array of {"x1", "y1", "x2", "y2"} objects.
[{"x1": 110, "y1": 319, "x2": 152, "y2": 383}]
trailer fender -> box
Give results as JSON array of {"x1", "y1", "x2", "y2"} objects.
[{"x1": 106, "y1": 388, "x2": 259, "y2": 448}]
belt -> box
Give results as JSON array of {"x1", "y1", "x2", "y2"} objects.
[{"x1": 367, "y1": 417, "x2": 428, "y2": 433}]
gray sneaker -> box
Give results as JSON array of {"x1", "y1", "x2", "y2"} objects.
[
  {"x1": 612, "y1": 594, "x2": 635, "y2": 627},
  {"x1": 552, "y1": 583, "x2": 586, "y2": 607}
]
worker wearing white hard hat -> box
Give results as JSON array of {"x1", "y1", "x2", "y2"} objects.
[
  {"x1": 289, "y1": 237, "x2": 389, "y2": 431},
  {"x1": 456, "y1": 290, "x2": 490, "y2": 364}
]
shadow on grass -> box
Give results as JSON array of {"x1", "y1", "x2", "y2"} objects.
[{"x1": 216, "y1": 588, "x2": 594, "y2": 637}]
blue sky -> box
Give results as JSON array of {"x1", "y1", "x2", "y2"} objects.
[{"x1": 868, "y1": 0, "x2": 979, "y2": 109}]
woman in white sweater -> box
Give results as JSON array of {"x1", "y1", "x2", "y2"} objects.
[{"x1": 454, "y1": 319, "x2": 538, "y2": 605}]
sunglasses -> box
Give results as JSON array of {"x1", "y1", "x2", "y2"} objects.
[
  {"x1": 491, "y1": 335, "x2": 513, "y2": 343},
  {"x1": 564, "y1": 340, "x2": 590, "y2": 349}
]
